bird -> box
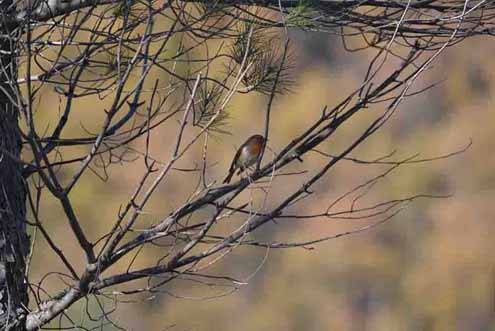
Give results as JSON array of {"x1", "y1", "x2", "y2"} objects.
[{"x1": 223, "y1": 134, "x2": 266, "y2": 184}]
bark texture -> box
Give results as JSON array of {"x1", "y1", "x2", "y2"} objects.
[{"x1": 0, "y1": 3, "x2": 29, "y2": 329}]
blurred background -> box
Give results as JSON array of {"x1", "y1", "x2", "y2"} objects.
[{"x1": 27, "y1": 23, "x2": 495, "y2": 331}]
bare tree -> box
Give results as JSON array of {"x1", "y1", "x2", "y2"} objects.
[{"x1": 0, "y1": 0, "x2": 491, "y2": 329}]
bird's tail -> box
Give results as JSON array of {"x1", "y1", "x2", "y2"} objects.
[{"x1": 223, "y1": 171, "x2": 234, "y2": 184}]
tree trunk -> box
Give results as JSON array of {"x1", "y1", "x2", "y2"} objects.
[
  {"x1": 0, "y1": 114, "x2": 29, "y2": 330},
  {"x1": 0, "y1": 4, "x2": 29, "y2": 330}
]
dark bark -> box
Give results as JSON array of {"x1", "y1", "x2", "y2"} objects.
[{"x1": 0, "y1": 3, "x2": 29, "y2": 329}]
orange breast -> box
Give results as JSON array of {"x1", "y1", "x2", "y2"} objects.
[{"x1": 248, "y1": 141, "x2": 262, "y2": 155}]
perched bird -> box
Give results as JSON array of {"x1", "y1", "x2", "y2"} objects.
[{"x1": 223, "y1": 134, "x2": 266, "y2": 184}]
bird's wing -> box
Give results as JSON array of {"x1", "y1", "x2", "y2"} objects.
[{"x1": 228, "y1": 144, "x2": 243, "y2": 173}]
